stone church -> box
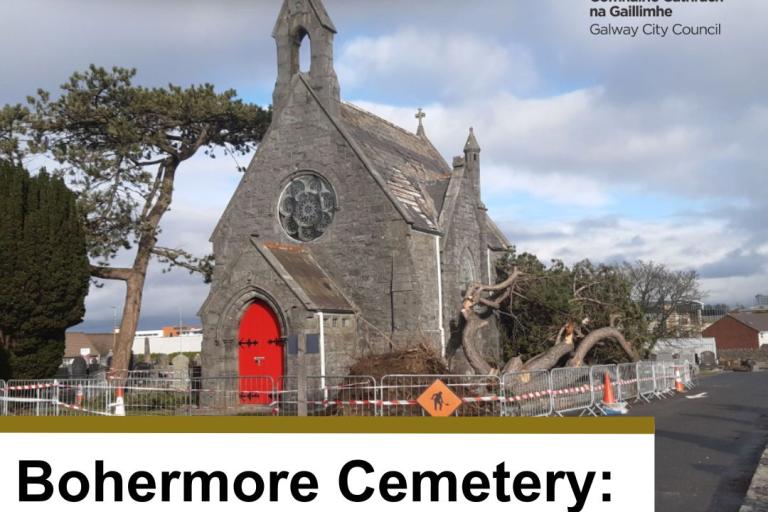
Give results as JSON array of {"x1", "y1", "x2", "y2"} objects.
[{"x1": 199, "y1": 0, "x2": 509, "y2": 386}]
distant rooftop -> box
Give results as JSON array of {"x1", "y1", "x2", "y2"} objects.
[{"x1": 728, "y1": 311, "x2": 768, "y2": 333}]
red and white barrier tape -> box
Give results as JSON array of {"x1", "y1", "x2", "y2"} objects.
[
  {"x1": 57, "y1": 402, "x2": 113, "y2": 417},
  {"x1": 5, "y1": 382, "x2": 59, "y2": 391}
]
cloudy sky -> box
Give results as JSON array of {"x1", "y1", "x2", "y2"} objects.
[{"x1": 1, "y1": 0, "x2": 766, "y2": 331}]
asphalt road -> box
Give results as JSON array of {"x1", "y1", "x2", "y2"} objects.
[{"x1": 628, "y1": 371, "x2": 768, "y2": 512}]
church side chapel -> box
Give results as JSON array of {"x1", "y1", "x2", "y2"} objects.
[{"x1": 199, "y1": 0, "x2": 510, "y2": 390}]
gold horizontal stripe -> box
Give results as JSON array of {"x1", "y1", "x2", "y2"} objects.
[{"x1": 0, "y1": 417, "x2": 654, "y2": 435}]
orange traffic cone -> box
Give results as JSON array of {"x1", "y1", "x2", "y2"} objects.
[
  {"x1": 602, "y1": 373, "x2": 616, "y2": 405},
  {"x1": 75, "y1": 384, "x2": 84, "y2": 407},
  {"x1": 675, "y1": 370, "x2": 686, "y2": 393},
  {"x1": 115, "y1": 387, "x2": 126, "y2": 416}
]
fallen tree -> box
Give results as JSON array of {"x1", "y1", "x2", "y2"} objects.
[{"x1": 460, "y1": 253, "x2": 645, "y2": 375}]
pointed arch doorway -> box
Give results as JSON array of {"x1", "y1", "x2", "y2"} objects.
[{"x1": 237, "y1": 300, "x2": 284, "y2": 405}]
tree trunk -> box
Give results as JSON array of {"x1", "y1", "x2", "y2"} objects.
[
  {"x1": 501, "y1": 356, "x2": 523, "y2": 374},
  {"x1": 461, "y1": 309, "x2": 492, "y2": 375},
  {"x1": 459, "y1": 267, "x2": 641, "y2": 375},
  {"x1": 521, "y1": 342, "x2": 574, "y2": 371},
  {"x1": 566, "y1": 326, "x2": 640, "y2": 367},
  {"x1": 100, "y1": 159, "x2": 179, "y2": 378},
  {"x1": 110, "y1": 272, "x2": 147, "y2": 377},
  {"x1": 461, "y1": 270, "x2": 522, "y2": 375}
]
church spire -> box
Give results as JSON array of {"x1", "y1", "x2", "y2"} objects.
[
  {"x1": 463, "y1": 127, "x2": 482, "y2": 205},
  {"x1": 272, "y1": 0, "x2": 340, "y2": 115},
  {"x1": 464, "y1": 127, "x2": 481, "y2": 153}
]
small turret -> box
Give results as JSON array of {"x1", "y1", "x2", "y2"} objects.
[
  {"x1": 463, "y1": 127, "x2": 482, "y2": 203},
  {"x1": 464, "y1": 127, "x2": 481, "y2": 154},
  {"x1": 272, "y1": 0, "x2": 340, "y2": 115}
]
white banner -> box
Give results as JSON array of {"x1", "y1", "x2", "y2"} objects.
[{"x1": 0, "y1": 432, "x2": 653, "y2": 511}]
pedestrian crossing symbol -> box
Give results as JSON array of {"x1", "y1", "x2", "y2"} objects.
[{"x1": 417, "y1": 379, "x2": 461, "y2": 417}]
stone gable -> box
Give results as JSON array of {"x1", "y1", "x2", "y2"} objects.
[{"x1": 201, "y1": 0, "x2": 509, "y2": 382}]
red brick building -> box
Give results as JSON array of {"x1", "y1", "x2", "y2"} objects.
[{"x1": 702, "y1": 312, "x2": 768, "y2": 350}]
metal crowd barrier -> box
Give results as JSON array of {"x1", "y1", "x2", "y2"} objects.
[
  {"x1": 654, "y1": 362, "x2": 674, "y2": 398},
  {"x1": 0, "y1": 360, "x2": 700, "y2": 418},
  {"x1": 55, "y1": 379, "x2": 113, "y2": 416},
  {"x1": 306, "y1": 375, "x2": 378, "y2": 417},
  {"x1": 685, "y1": 361, "x2": 698, "y2": 388},
  {"x1": 502, "y1": 369, "x2": 552, "y2": 417},
  {"x1": 637, "y1": 361, "x2": 656, "y2": 402},
  {"x1": 0, "y1": 380, "x2": 6, "y2": 416},
  {"x1": 276, "y1": 376, "x2": 298, "y2": 416},
  {"x1": 379, "y1": 374, "x2": 502, "y2": 417},
  {"x1": 116, "y1": 376, "x2": 190, "y2": 416},
  {"x1": 192, "y1": 376, "x2": 275, "y2": 416},
  {"x1": 3, "y1": 379, "x2": 60, "y2": 416},
  {"x1": 617, "y1": 362, "x2": 639, "y2": 402},
  {"x1": 550, "y1": 367, "x2": 595, "y2": 416},
  {"x1": 652, "y1": 362, "x2": 665, "y2": 398}
]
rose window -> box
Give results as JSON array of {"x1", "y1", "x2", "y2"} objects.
[{"x1": 279, "y1": 173, "x2": 336, "y2": 241}]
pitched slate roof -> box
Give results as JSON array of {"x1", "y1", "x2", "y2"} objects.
[
  {"x1": 256, "y1": 241, "x2": 354, "y2": 313},
  {"x1": 485, "y1": 216, "x2": 510, "y2": 251},
  {"x1": 64, "y1": 332, "x2": 114, "y2": 358},
  {"x1": 729, "y1": 312, "x2": 768, "y2": 332},
  {"x1": 340, "y1": 103, "x2": 451, "y2": 232}
]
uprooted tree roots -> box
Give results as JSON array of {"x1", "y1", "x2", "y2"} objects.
[
  {"x1": 461, "y1": 268, "x2": 640, "y2": 375},
  {"x1": 349, "y1": 344, "x2": 448, "y2": 380}
]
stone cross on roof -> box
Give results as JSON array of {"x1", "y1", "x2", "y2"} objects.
[{"x1": 415, "y1": 108, "x2": 426, "y2": 138}]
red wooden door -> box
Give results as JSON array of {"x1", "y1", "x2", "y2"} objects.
[{"x1": 238, "y1": 301, "x2": 283, "y2": 405}]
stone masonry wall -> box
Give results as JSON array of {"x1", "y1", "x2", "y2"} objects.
[
  {"x1": 202, "y1": 76, "x2": 443, "y2": 376},
  {"x1": 440, "y1": 166, "x2": 502, "y2": 371},
  {"x1": 719, "y1": 347, "x2": 768, "y2": 362}
]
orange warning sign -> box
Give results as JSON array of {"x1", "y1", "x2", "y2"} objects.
[{"x1": 417, "y1": 379, "x2": 461, "y2": 417}]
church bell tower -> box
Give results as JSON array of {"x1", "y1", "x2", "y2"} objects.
[{"x1": 272, "y1": 0, "x2": 341, "y2": 115}]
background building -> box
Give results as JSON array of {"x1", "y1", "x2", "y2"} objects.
[
  {"x1": 702, "y1": 312, "x2": 768, "y2": 351},
  {"x1": 131, "y1": 332, "x2": 202, "y2": 355},
  {"x1": 652, "y1": 337, "x2": 717, "y2": 363},
  {"x1": 63, "y1": 332, "x2": 114, "y2": 366}
]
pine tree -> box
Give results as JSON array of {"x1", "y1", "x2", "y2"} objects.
[
  {"x1": 26, "y1": 65, "x2": 271, "y2": 375},
  {"x1": 0, "y1": 162, "x2": 89, "y2": 379}
]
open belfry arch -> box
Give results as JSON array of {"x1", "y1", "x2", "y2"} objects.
[{"x1": 199, "y1": 0, "x2": 510, "y2": 386}]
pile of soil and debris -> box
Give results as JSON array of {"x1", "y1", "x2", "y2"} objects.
[
  {"x1": 722, "y1": 358, "x2": 758, "y2": 372},
  {"x1": 349, "y1": 343, "x2": 448, "y2": 380}
]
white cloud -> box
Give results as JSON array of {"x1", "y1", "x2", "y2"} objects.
[
  {"x1": 337, "y1": 29, "x2": 538, "y2": 99},
  {"x1": 5, "y1": 0, "x2": 764, "y2": 327},
  {"x1": 484, "y1": 166, "x2": 610, "y2": 207},
  {"x1": 346, "y1": 75, "x2": 766, "y2": 306},
  {"x1": 355, "y1": 87, "x2": 712, "y2": 198},
  {"x1": 501, "y1": 215, "x2": 761, "y2": 304},
  {"x1": 508, "y1": 216, "x2": 733, "y2": 269},
  {"x1": 352, "y1": 90, "x2": 714, "y2": 192}
]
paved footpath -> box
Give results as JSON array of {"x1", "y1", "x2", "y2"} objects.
[{"x1": 628, "y1": 371, "x2": 768, "y2": 512}]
